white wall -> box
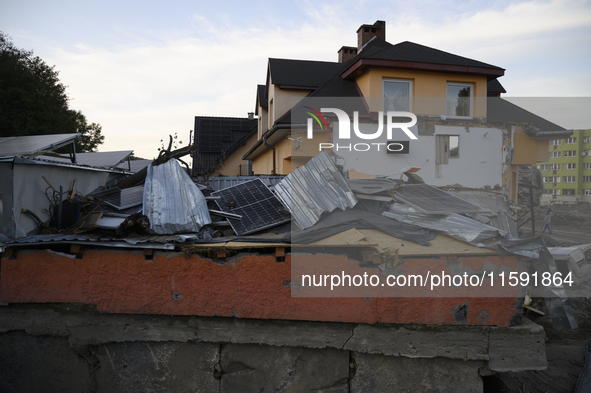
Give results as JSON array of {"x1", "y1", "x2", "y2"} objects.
[
  {"x1": 12, "y1": 163, "x2": 111, "y2": 238},
  {"x1": 328, "y1": 122, "x2": 504, "y2": 188}
]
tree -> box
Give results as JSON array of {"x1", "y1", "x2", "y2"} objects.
[
  {"x1": 0, "y1": 32, "x2": 104, "y2": 152},
  {"x1": 69, "y1": 110, "x2": 105, "y2": 152}
]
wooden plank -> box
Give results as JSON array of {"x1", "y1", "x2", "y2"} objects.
[{"x1": 314, "y1": 228, "x2": 367, "y2": 246}]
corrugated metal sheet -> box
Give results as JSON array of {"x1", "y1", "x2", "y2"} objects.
[
  {"x1": 1, "y1": 156, "x2": 119, "y2": 173},
  {"x1": 196, "y1": 176, "x2": 285, "y2": 191},
  {"x1": 382, "y1": 205, "x2": 508, "y2": 247},
  {"x1": 0, "y1": 232, "x2": 203, "y2": 250},
  {"x1": 143, "y1": 159, "x2": 211, "y2": 234},
  {"x1": 274, "y1": 151, "x2": 357, "y2": 230}
]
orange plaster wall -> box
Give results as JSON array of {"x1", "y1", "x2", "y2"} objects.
[{"x1": 0, "y1": 249, "x2": 521, "y2": 326}]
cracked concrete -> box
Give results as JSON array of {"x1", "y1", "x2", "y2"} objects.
[{"x1": 0, "y1": 304, "x2": 547, "y2": 392}]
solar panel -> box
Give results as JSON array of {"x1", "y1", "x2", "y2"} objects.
[
  {"x1": 60, "y1": 150, "x2": 133, "y2": 168},
  {"x1": 93, "y1": 186, "x2": 144, "y2": 210},
  {"x1": 392, "y1": 184, "x2": 489, "y2": 214},
  {"x1": 0, "y1": 134, "x2": 79, "y2": 156},
  {"x1": 211, "y1": 179, "x2": 291, "y2": 235}
]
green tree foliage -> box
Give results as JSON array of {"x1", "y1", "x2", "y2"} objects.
[
  {"x1": 69, "y1": 110, "x2": 105, "y2": 152},
  {"x1": 0, "y1": 32, "x2": 104, "y2": 152}
]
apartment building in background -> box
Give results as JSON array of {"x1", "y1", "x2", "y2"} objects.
[{"x1": 538, "y1": 129, "x2": 591, "y2": 203}]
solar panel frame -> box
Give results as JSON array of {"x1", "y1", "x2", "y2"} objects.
[
  {"x1": 0, "y1": 134, "x2": 79, "y2": 156},
  {"x1": 392, "y1": 184, "x2": 490, "y2": 214},
  {"x1": 60, "y1": 150, "x2": 133, "y2": 168},
  {"x1": 93, "y1": 186, "x2": 144, "y2": 210},
  {"x1": 211, "y1": 179, "x2": 291, "y2": 235}
]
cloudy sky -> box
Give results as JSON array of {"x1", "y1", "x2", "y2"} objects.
[{"x1": 2, "y1": 0, "x2": 590, "y2": 159}]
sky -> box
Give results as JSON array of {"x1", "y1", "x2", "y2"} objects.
[{"x1": 1, "y1": 0, "x2": 591, "y2": 160}]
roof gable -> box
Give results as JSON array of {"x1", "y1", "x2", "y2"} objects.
[
  {"x1": 341, "y1": 39, "x2": 504, "y2": 80},
  {"x1": 365, "y1": 41, "x2": 503, "y2": 70}
]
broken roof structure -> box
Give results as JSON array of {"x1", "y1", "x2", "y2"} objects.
[
  {"x1": 1, "y1": 21, "x2": 586, "y2": 391},
  {"x1": 0, "y1": 138, "x2": 580, "y2": 331}
]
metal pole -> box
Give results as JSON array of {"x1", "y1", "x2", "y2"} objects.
[
  {"x1": 529, "y1": 182, "x2": 535, "y2": 236},
  {"x1": 57, "y1": 185, "x2": 63, "y2": 230}
]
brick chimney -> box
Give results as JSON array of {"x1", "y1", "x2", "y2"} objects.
[
  {"x1": 357, "y1": 20, "x2": 386, "y2": 51},
  {"x1": 337, "y1": 46, "x2": 358, "y2": 63}
]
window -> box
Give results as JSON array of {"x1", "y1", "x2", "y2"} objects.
[
  {"x1": 446, "y1": 83, "x2": 472, "y2": 118},
  {"x1": 563, "y1": 189, "x2": 576, "y2": 195},
  {"x1": 547, "y1": 189, "x2": 561, "y2": 195},
  {"x1": 584, "y1": 176, "x2": 591, "y2": 183},
  {"x1": 565, "y1": 137, "x2": 577, "y2": 144},
  {"x1": 544, "y1": 176, "x2": 560, "y2": 183},
  {"x1": 585, "y1": 189, "x2": 591, "y2": 195},
  {"x1": 383, "y1": 79, "x2": 412, "y2": 112},
  {"x1": 563, "y1": 163, "x2": 576, "y2": 170},
  {"x1": 435, "y1": 135, "x2": 459, "y2": 164},
  {"x1": 564, "y1": 150, "x2": 577, "y2": 157},
  {"x1": 584, "y1": 163, "x2": 591, "y2": 170},
  {"x1": 549, "y1": 151, "x2": 560, "y2": 158},
  {"x1": 563, "y1": 176, "x2": 576, "y2": 183},
  {"x1": 550, "y1": 139, "x2": 561, "y2": 146}
]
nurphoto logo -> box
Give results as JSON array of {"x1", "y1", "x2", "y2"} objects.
[{"x1": 304, "y1": 107, "x2": 418, "y2": 152}]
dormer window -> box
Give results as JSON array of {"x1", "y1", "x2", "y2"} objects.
[
  {"x1": 383, "y1": 79, "x2": 412, "y2": 112},
  {"x1": 446, "y1": 83, "x2": 473, "y2": 118}
]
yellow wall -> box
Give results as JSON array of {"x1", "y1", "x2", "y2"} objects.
[
  {"x1": 502, "y1": 164, "x2": 519, "y2": 203},
  {"x1": 512, "y1": 125, "x2": 549, "y2": 165},
  {"x1": 355, "y1": 68, "x2": 488, "y2": 118},
  {"x1": 536, "y1": 139, "x2": 549, "y2": 163},
  {"x1": 252, "y1": 131, "x2": 331, "y2": 175},
  {"x1": 257, "y1": 106, "x2": 268, "y2": 140},
  {"x1": 213, "y1": 134, "x2": 258, "y2": 176},
  {"x1": 267, "y1": 84, "x2": 311, "y2": 128}
]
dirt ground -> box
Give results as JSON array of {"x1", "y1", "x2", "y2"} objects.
[
  {"x1": 491, "y1": 203, "x2": 591, "y2": 392},
  {"x1": 516, "y1": 203, "x2": 591, "y2": 246}
]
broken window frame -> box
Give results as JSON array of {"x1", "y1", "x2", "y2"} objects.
[{"x1": 435, "y1": 134, "x2": 460, "y2": 164}]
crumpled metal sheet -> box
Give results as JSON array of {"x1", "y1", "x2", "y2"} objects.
[
  {"x1": 274, "y1": 151, "x2": 357, "y2": 230},
  {"x1": 143, "y1": 159, "x2": 211, "y2": 234},
  {"x1": 382, "y1": 205, "x2": 508, "y2": 247},
  {"x1": 382, "y1": 205, "x2": 578, "y2": 330},
  {"x1": 0, "y1": 232, "x2": 204, "y2": 250},
  {"x1": 498, "y1": 237, "x2": 578, "y2": 331}
]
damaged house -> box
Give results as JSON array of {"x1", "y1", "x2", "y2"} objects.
[
  {"x1": 209, "y1": 20, "x2": 571, "y2": 205},
  {"x1": 0, "y1": 22, "x2": 586, "y2": 393}
]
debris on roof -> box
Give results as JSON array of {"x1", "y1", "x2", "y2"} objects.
[
  {"x1": 392, "y1": 184, "x2": 490, "y2": 215},
  {"x1": 274, "y1": 151, "x2": 357, "y2": 230},
  {"x1": 548, "y1": 243, "x2": 591, "y2": 278},
  {"x1": 211, "y1": 178, "x2": 291, "y2": 236},
  {"x1": 143, "y1": 159, "x2": 211, "y2": 235},
  {"x1": 382, "y1": 205, "x2": 507, "y2": 247},
  {"x1": 93, "y1": 185, "x2": 144, "y2": 211},
  {"x1": 116, "y1": 159, "x2": 151, "y2": 173}
]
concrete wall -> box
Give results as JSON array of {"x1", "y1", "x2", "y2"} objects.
[{"x1": 0, "y1": 305, "x2": 547, "y2": 393}]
